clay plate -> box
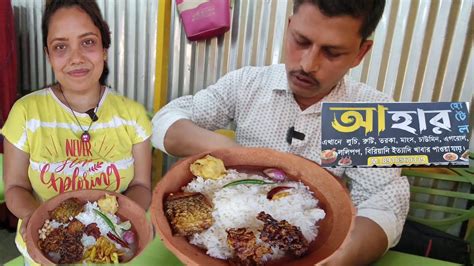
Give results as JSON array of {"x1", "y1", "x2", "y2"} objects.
[
  {"x1": 151, "y1": 147, "x2": 355, "y2": 266},
  {"x1": 25, "y1": 189, "x2": 153, "y2": 264}
]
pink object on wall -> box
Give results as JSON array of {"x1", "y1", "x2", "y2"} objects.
[{"x1": 176, "y1": 0, "x2": 231, "y2": 41}]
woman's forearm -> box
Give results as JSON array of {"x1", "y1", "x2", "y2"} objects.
[
  {"x1": 124, "y1": 184, "x2": 151, "y2": 211},
  {"x1": 6, "y1": 186, "x2": 40, "y2": 220}
]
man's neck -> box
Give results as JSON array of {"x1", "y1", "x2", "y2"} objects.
[
  {"x1": 293, "y1": 81, "x2": 342, "y2": 111},
  {"x1": 294, "y1": 95, "x2": 324, "y2": 111}
]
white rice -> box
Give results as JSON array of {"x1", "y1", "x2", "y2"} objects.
[
  {"x1": 81, "y1": 235, "x2": 97, "y2": 248},
  {"x1": 183, "y1": 169, "x2": 326, "y2": 260},
  {"x1": 74, "y1": 201, "x2": 123, "y2": 249}
]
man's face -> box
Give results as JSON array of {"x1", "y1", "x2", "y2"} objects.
[{"x1": 285, "y1": 3, "x2": 373, "y2": 108}]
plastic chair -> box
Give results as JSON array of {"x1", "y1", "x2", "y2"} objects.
[
  {"x1": 402, "y1": 166, "x2": 474, "y2": 239},
  {"x1": 376, "y1": 160, "x2": 474, "y2": 266},
  {"x1": 375, "y1": 162, "x2": 473, "y2": 266}
]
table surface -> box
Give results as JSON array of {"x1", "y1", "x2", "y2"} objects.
[
  {"x1": 4, "y1": 230, "x2": 461, "y2": 266},
  {"x1": 125, "y1": 237, "x2": 461, "y2": 266}
]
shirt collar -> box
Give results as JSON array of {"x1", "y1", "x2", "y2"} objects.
[
  {"x1": 269, "y1": 63, "x2": 353, "y2": 113},
  {"x1": 304, "y1": 77, "x2": 348, "y2": 114},
  {"x1": 272, "y1": 73, "x2": 349, "y2": 114}
]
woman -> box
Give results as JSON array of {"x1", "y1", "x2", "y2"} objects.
[{"x1": 2, "y1": 0, "x2": 152, "y2": 263}]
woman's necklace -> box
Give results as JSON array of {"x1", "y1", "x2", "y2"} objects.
[{"x1": 59, "y1": 84, "x2": 103, "y2": 143}]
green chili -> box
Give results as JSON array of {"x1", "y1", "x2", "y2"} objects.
[
  {"x1": 223, "y1": 179, "x2": 274, "y2": 188},
  {"x1": 93, "y1": 209, "x2": 117, "y2": 235}
]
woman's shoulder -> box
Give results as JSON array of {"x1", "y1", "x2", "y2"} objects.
[
  {"x1": 106, "y1": 89, "x2": 144, "y2": 108},
  {"x1": 104, "y1": 88, "x2": 148, "y2": 116},
  {"x1": 12, "y1": 88, "x2": 51, "y2": 109}
]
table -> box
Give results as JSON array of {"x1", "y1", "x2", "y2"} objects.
[{"x1": 125, "y1": 238, "x2": 462, "y2": 266}]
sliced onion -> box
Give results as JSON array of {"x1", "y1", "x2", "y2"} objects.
[
  {"x1": 123, "y1": 230, "x2": 136, "y2": 244},
  {"x1": 267, "y1": 186, "x2": 293, "y2": 200},
  {"x1": 263, "y1": 168, "x2": 287, "y2": 182}
]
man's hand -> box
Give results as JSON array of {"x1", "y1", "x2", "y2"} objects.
[
  {"x1": 164, "y1": 119, "x2": 240, "y2": 157},
  {"x1": 317, "y1": 216, "x2": 388, "y2": 265}
]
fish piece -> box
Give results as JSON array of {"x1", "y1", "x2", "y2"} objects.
[
  {"x1": 49, "y1": 197, "x2": 84, "y2": 223},
  {"x1": 165, "y1": 192, "x2": 214, "y2": 236},
  {"x1": 257, "y1": 212, "x2": 308, "y2": 257},
  {"x1": 226, "y1": 228, "x2": 272, "y2": 265}
]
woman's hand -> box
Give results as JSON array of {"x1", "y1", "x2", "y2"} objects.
[
  {"x1": 124, "y1": 139, "x2": 152, "y2": 210},
  {"x1": 4, "y1": 139, "x2": 40, "y2": 238},
  {"x1": 20, "y1": 214, "x2": 32, "y2": 240}
]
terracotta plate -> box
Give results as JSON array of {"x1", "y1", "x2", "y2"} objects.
[
  {"x1": 151, "y1": 147, "x2": 355, "y2": 266},
  {"x1": 25, "y1": 189, "x2": 153, "y2": 264}
]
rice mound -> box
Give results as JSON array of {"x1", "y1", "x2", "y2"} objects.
[
  {"x1": 183, "y1": 169, "x2": 326, "y2": 260},
  {"x1": 75, "y1": 201, "x2": 122, "y2": 249}
]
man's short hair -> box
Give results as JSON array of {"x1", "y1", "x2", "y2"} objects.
[{"x1": 293, "y1": 0, "x2": 386, "y2": 40}]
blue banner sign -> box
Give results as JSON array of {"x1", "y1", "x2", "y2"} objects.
[{"x1": 321, "y1": 102, "x2": 470, "y2": 167}]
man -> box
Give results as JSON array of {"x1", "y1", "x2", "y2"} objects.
[{"x1": 152, "y1": 0, "x2": 409, "y2": 264}]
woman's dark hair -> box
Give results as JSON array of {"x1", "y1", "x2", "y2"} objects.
[
  {"x1": 293, "y1": 0, "x2": 385, "y2": 41},
  {"x1": 42, "y1": 0, "x2": 111, "y2": 85}
]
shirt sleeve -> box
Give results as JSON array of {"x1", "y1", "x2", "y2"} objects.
[
  {"x1": 130, "y1": 101, "x2": 152, "y2": 144},
  {"x1": 2, "y1": 99, "x2": 30, "y2": 153},
  {"x1": 345, "y1": 167, "x2": 410, "y2": 248},
  {"x1": 151, "y1": 68, "x2": 242, "y2": 153}
]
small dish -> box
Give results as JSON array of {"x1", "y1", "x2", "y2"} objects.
[
  {"x1": 443, "y1": 152, "x2": 458, "y2": 162},
  {"x1": 338, "y1": 156, "x2": 352, "y2": 166},
  {"x1": 321, "y1": 149, "x2": 338, "y2": 164},
  {"x1": 460, "y1": 150, "x2": 470, "y2": 161}
]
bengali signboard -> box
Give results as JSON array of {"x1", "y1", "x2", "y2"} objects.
[{"x1": 321, "y1": 102, "x2": 470, "y2": 167}]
